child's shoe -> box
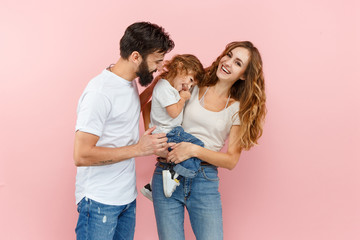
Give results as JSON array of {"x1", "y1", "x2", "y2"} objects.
[
  {"x1": 140, "y1": 182, "x2": 153, "y2": 201},
  {"x1": 162, "y1": 170, "x2": 180, "y2": 197}
]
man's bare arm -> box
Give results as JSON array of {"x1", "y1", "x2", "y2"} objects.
[{"x1": 73, "y1": 126, "x2": 168, "y2": 166}]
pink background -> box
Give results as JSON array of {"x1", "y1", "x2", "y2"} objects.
[{"x1": 1, "y1": 0, "x2": 359, "y2": 239}]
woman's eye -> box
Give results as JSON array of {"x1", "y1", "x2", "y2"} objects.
[{"x1": 236, "y1": 62, "x2": 241, "y2": 67}]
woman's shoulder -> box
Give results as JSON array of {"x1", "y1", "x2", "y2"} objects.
[
  {"x1": 228, "y1": 98, "x2": 240, "y2": 107},
  {"x1": 227, "y1": 99, "x2": 240, "y2": 114},
  {"x1": 196, "y1": 85, "x2": 207, "y2": 97}
]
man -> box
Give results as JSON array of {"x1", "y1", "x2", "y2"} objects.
[{"x1": 73, "y1": 22, "x2": 174, "y2": 239}]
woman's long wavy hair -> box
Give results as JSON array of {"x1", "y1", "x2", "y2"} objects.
[
  {"x1": 156, "y1": 54, "x2": 205, "y2": 85},
  {"x1": 199, "y1": 41, "x2": 266, "y2": 150}
]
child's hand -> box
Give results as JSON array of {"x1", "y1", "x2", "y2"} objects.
[{"x1": 179, "y1": 90, "x2": 191, "y2": 101}]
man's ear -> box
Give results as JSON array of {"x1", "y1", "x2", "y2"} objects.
[{"x1": 129, "y1": 51, "x2": 142, "y2": 66}]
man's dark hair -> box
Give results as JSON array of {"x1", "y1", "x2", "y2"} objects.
[{"x1": 120, "y1": 22, "x2": 175, "y2": 59}]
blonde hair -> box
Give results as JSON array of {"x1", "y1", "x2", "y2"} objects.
[
  {"x1": 158, "y1": 54, "x2": 205, "y2": 84},
  {"x1": 200, "y1": 41, "x2": 267, "y2": 150}
]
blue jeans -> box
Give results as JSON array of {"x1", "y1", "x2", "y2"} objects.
[
  {"x1": 152, "y1": 163, "x2": 223, "y2": 240},
  {"x1": 75, "y1": 197, "x2": 136, "y2": 240},
  {"x1": 167, "y1": 126, "x2": 204, "y2": 178}
]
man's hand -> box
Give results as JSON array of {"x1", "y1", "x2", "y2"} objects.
[
  {"x1": 136, "y1": 126, "x2": 168, "y2": 156},
  {"x1": 154, "y1": 142, "x2": 176, "y2": 158}
]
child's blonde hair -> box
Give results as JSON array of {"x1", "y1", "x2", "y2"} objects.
[{"x1": 158, "y1": 54, "x2": 205, "y2": 84}]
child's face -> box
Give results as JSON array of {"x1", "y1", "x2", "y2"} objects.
[{"x1": 172, "y1": 71, "x2": 196, "y2": 92}]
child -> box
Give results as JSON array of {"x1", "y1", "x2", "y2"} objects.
[{"x1": 141, "y1": 54, "x2": 205, "y2": 200}]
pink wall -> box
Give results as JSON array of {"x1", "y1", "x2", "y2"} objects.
[{"x1": 1, "y1": 0, "x2": 359, "y2": 239}]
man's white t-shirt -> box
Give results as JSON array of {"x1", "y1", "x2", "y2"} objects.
[
  {"x1": 149, "y1": 79, "x2": 182, "y2": 134},
  {"x1": 75, "y1": 69, "x2": 140, "y2": 205}
]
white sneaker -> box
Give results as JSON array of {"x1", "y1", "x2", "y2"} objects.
[
  {"x1": 140, "y1": 182, "x2": 153, "y2": 202},
  {"x1": 162, "y1": 170, "x2": 180, "y2": 198}
]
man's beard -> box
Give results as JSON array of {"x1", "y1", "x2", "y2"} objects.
[{"x1": 136, "y1": 60, "x2": 156, "y2": 87}]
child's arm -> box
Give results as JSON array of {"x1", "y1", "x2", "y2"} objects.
[{"x1": 165, "y1": 90, "x2": 191, "y2": 118}]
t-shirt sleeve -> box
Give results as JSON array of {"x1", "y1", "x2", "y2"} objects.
[
  {"x1": 153, "y1": 81, "x2": 180, "y2": 108},
  {"x1": 75, "y1": 91, "x2": 111, "y2": 136},
  {"x1": 231, "y1": 103, "x2": 241, "y2": 126}
]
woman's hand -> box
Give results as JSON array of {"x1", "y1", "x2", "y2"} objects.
[{"x1": 167, "y1": 142, "x2": 198, "y2": 164}]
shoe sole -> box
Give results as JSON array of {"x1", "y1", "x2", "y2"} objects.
[{"x1": 140, "y1": 187, "x2": 153, "y2": 202}]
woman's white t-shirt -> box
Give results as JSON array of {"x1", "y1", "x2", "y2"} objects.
[{"x1": 182, "y1": 86, "x2": 240, "y2": 152}]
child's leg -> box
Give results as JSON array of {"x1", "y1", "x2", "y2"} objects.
[
  {"x1": 163, "y1": 126, "x2": 204, "y2": 198},
  {"x1": 167, "y1": 127, "x2": 199, "y2": 177},
  {"x1": 169, "y1": 127, "x2": 204, "y2": 176}
]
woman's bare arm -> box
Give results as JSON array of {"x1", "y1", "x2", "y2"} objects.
[{"x1": 167, "y1": 125, "x2": 242, "y2": 170}]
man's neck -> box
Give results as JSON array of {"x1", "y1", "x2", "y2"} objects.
[{"x1": 108, "y1": 58, "x2": 137, "y2": 82}]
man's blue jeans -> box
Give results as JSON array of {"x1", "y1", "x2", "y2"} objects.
[
  {"x1": 75, "y1": 197, "x2": 136, "y2": 240},
  {"x1": 152, "y1": 163, "x2": 223, "y2": 240},
  {"x1": 167, "y1": 126, "x2": 204, "y2": 178}
]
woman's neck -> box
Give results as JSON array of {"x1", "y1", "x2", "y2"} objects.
[{"x1": 211, "y1": 80, "x2": 231, "y2": 98}]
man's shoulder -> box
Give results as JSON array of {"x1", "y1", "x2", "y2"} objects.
[
  {"x1": 85, "y1": 70, "x2": 108, "y2": 90},
  {"x1": 86, "y1": 70, "x2": 135, "y2": 96}
]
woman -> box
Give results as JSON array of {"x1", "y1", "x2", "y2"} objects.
[{"x1": 145, "y1": 41, "x2": 266, "y2": 240}]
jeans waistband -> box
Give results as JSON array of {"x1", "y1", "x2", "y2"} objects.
[
  {"x1": 156, "y1": 157, "x2": 214, "y2": 168},
  {"x1": 200, "y1": 162, "x2": 211, "y2": 166},
  {"x1": 156, "y1": 161, "x2": 171, "y2": 169}
]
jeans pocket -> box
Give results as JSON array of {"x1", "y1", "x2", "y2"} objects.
[
  {"x1": 201, "y1": 167, "x2": 219, "y2": 181},
  {"x1": 77, "y1": 197, "x2": 85, "y2": 213},
  {"x1": 77, "y1": 203, "x2": 81, "y2": 213}
]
